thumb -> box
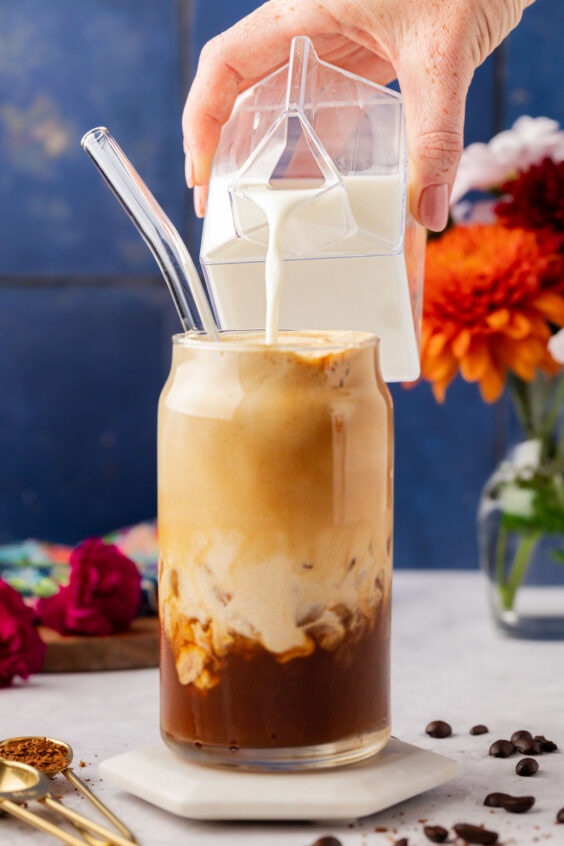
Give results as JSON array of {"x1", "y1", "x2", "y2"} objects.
[{"x1": 397, "y1": 49, "x2": 471, "y2": 231}]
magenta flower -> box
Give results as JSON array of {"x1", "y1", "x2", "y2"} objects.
[
  {"x1": 37, "y1": 538, "x2": 141, "y2": 636},
  {"x1": 0, "y1": 579, "x2": 46, "y2": 687}
]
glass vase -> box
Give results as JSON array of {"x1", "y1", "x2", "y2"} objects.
[{"x1": 479, "y1": 439, "x2": 564, "y2": 639}]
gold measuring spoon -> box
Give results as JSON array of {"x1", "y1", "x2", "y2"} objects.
[
  {"x1": 0, "y1": 758, "x2": 88, "y2": 845},
  {"x1": 0, "y1": 757, "x2": 140, "y2": 846},
  {"x1": 0, "y1": 737, "x2": 136, "y2": 843}
]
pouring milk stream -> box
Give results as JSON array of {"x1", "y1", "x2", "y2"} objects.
[{"x1": 239, "y1": 180, "x2": 327, "y2": 344}]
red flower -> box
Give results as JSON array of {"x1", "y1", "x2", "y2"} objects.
[
  {"x1": 0, "y1": 579, "x2": 46, "y2": 687},
  {"x1": 495, "y1": 157, "x2": 564, "y2": 234},
  {"x1": 37, "y1": 538, "x2": 141, "y2": 636}
]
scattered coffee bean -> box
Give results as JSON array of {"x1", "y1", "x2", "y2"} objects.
[
  {"x1": 470, "y1": 725, "x2": 489, "y2": 735},
  {"x1": 423, "y1": 825, "x2": 449, "y2": 843},
  {"x1": 513, "y1": 737, "x2": 542, "y2": 755},
  {"x1": 500, "y1": 795, "x2": 535, "y2": 814},
  {"x1": 453, "y1": 823, "x2": 498, "y2": 844},
  {"x1": 311, "y1": 837, "x2": 342, "y2": 846},
  {"x1": 488, "y1": 740, "x2": 515, "y2": 758},
  {"x1": 556, "y1": 808, "x2": 564, "y2": 823},
  {"x1": 426, "y1": 721, "x2": 452, "y2": 739},
  {"x1": 484, "y1": 793, "x2": 511, "y2": 807},
  {"x1": 394, "y1": 840, "x2": 409, "y2": 846},
  {"x1": 515, "y1": 757, "x2": 539, "y2": 777},
  {"x1": 510, "y1": 730, "x2": 532, "y2": 745},
  {"x1": 534, "y1": 735, "x2": 558, "y2": 752}
]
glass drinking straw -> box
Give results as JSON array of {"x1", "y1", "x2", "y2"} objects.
[{"x1": 81, "y1": 127, "x2": 218, "y2": 340}]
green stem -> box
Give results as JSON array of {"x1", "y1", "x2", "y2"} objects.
[
  {"x1": 498, "y1": 530, "x2": 542, "y2": 611},
  {"x1": 507, "y1": 374, "x2": 535, "y2": 439},
  {"x1": 556, "y1": 426, "x2": 564, "y2": 461},
  {"x1": 495, "y1": 523, "x2": 508, "y2": 592},
  {"x1": 540, "y1": 372, "x2": 564, "y2": 444}
]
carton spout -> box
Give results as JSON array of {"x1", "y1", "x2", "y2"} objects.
[{"x1": 286, "y1": 36, "x2": 319, "y2": 115}]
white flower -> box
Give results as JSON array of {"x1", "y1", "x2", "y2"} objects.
[
  {"x1": 500, "y1": 484, "x2": 536, "y2": 518},
  {"x1": 451, "y1": 198, "x2": 497, "y2": 225},
  {"x1": 548, "y1": 328, "x2": 564, "y2": 365},
  {"x1": 451, "y1": 116, "x2": 564, "y2": 205},
  {"x1": 512, "y1": 440, "x2": 542, "y2": 475}
]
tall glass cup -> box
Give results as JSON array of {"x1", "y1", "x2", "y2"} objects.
[{"x1": 158, "y1": 330, "x2": 393, "y2": 770}]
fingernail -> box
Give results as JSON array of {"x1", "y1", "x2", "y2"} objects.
[
  {"x1": 194, "y1": 184, "x2": 208, "y2": 218},
  {"x1": 184, "y1": 149, "x2": 194, "y2": 189},
  {"x1": 418, "y1": 184, "x2": 450, "y2": 232}
]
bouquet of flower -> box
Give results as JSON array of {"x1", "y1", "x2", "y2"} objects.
[{"x1": 422, "y1": 116, "x2": 564, "y2": 617}]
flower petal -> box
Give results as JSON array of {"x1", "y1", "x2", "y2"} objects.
[
  {"x1": 425, "y1": 332, "x2": 449, "y2": 359},
  {"x1": 431, "y1": 360, "x2": 459, "y2": 403},
  {"x1": 451, "y1": 328, "x2": 472, "y2": 359},
  {"x1": 459, "y1": 336, "x2": 491, "y2": 381},
  {"x1": 422, "y1": 349, "x2": 458, "y2": 381},
  {"x1": 539, "y1": 349, "x2": 562, "y2": 375},
  {"x1": 503, "y1": 311, "x2": 532, "y2": 339},
  {"x1": 485, "y1": 309, "x2": 510, "y2": 330},
  {"x1": 479, "y1": 362, "x2": 506, "y2": 403},
  {"x1": 532, "y1": 291, "x2": 564, "y2": 325}
]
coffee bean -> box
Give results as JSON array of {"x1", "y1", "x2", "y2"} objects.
[
  {"x1": 500, "y1": 795, "x2": 535, "y2": 814},
  {"x1": 510, "y1": 730, "x2": 532, "y2": 745},
  {"x1": 453, "y1": 823, "x2": 498, "y2": 844},
  {"x1": 514, "y1": 737, "x2": 542, "y2": 755},
  {"x1": 484, "y1": 793, "x2": 511, "y2": 807},
  {"x1": 394, "y1": 840, "x2": 409, "y2": 846},
  {"x1": 488, "y1": 740, "x2": 515, "y2": 758},
  {"x1": 534, "y1": 735, "x2": 558, "y2": 752},
  {"x1": 470, "y1": 725, "x2": 489, "y2": 735},
  {"x1": 311, "y1": 837, "x2": 342, "y2": 846},
  {"x1": 423, "y1": 825, "x2": 448, "y2": 843},
  {"x1": 425, "y1": 721, "x2": 452, "y2": 739},
  {"x1": 515, "y1": 757, "x2": 539, "y2": 776},
  {"x1": 556, "y1": 808, "x2": 564, "y2": 823}
]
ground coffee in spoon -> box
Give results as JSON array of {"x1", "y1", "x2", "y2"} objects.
[{"x1": 0, "y1": 738, "x2": 68, "y2": 772}]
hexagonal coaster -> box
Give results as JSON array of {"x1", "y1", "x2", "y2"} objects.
[{"x1": 100, "y1": 737, "x2": 458, "y2": 821}]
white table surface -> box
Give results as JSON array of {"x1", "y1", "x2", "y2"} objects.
[{"x1": 1, "y1": 571, "x2": 563, "y2": 846}]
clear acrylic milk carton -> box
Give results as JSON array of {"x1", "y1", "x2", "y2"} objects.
[{"x1": 200, "y1": 36, "x2": 425, "y2": 381}]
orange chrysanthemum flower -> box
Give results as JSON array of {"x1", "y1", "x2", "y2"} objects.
[{"x1": 422, "y1": 224, "x2": 564, "y2": 403}]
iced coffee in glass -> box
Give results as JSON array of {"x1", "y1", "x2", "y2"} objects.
[{"x1": 158, "y1": 330, "x2": 393, "y2": 769}]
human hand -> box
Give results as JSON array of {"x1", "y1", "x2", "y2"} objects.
[{"x1": 182, "y1": 0, "x2": 534, "y2": 230}]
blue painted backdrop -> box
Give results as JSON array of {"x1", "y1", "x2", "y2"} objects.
[{"x1": 1, "y1": 0, "x2": 562, "y2": 567}]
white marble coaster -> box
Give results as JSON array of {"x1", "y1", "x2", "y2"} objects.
[{"x1": 100, "y1": 738, "x2": 458, "y2": 821}]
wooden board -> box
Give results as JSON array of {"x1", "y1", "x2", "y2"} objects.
[{"x1": 39, "y1": 618, "x2": 160, "y2": 672}]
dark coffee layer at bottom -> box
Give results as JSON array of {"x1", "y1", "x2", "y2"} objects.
[{"x1": 160, "y1": 604, "x2": 390, "y2": 750}]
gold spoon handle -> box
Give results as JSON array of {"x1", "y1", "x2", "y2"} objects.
[
  {"x1": 40, "y1": 796, "x2": 137, "y2": 846},
  {"x1": 0, "y1": 797, "x2": 89, "y2": 846},
  {"x1": 67, "y1": 818, "x2": 110, "y2": 846},
  {"x1": 63, "y1": 769, "x2": 136, "y2": 842},
  {"x1": 70, "y1": 827, "x2": 108, "y2": 846},
  {"x1": 40, "y1": 796, "x2": 134, "y2": 846}
]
